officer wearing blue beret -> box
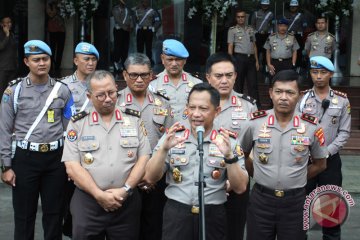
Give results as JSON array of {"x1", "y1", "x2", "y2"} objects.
[
  {"x1": 149, "y1": 39, "x2": 202, "y2": 122},
  {"x1": 0, "y1": 39, "x2": 76, "y2": 239},
  {"x1": 299, "y1": 56, "x2": 351, "y2": 240}
]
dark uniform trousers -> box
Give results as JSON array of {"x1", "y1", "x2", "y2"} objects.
[
  {"x1": 162, "y1": 199, "x2": 227, "y2": 240},
  {"x1": 233, "y1": 53, "x2": 260, "y2": 107},
  {"x1": 271, "y1": 58, "x2": 293, "y2": 75},
  {"x1": 246, "y1": 184, "x2": 306, "y2": 240},
  {"x1": 71, "y1": 187, "x2": 141, "y2": 240},
  {"x1": 225, "y1": 181, "x2": 250, "y2": 240},
  {"x1": 0, "y1": 70, "x2": 17, "y2": 103},
  {"x1": 294, "y1": 33, "x2": 305, "y2": 68},
  {"x1": 139, "y1": 176, "x2": 167, "y2": 240},
  {"x1": 12, "y1": 147, "x2": 66, "y2": 240},
  {"x1": 137, "y1": 29, "x2": 154, "y2": 63},
  {"x1": 113, "y1": 28, "x2": 130, "y2": 64},
  {"x1": 255, "y1": 33, "x2": 269, "y2": 67},
  {"x1": 306, "y1": 153, "x2": 342, "y2": 240}
]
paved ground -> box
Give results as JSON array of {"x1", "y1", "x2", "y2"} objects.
[{"x1": 0, "y1": 155, "x2": 359, "y2": 239}]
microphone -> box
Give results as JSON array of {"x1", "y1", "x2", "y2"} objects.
[
  {"x1": 319, "y1": 99, "x2": 330, "y2": 123},
  {"x1": 196, "y1": 126, "x2": 205, "y2": 152}
]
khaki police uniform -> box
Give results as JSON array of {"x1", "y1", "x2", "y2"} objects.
[
  {"x1": 241, "y1": 109, "x2": 327, "y2": 240},
  {"x1": 149, "y1": 70, "x2": 202, "y2": 122},
  {"x1": 0, "y1": 76, "x2": 75, "y2": 240},
  {"x1": 214, "y1": 90, "x2": 256, "y2": 240},
  {"x1": 135, "y1": 6, "x2": 161, "y2": 62},
  {"x1": 154, "y1": 120, "x2": 246, "y2": 240},
  {"x1": 299, "y1": 88, "x2": 351, "y2": 238},
  {"x1": 227, "y1": 25, "x2": 260, "y2": 104},
  {"x1": 61, "y1": 106, "x2": 151, "y2": 239},
  {"x1": 305, "y1": 31, "x2": 335, "y2": 59},
  {"x1": 264, "y1": 33, "x2": 299, "y2": 73},
  {"x1": 112, "y1": 4, "x2": 133, "y2": 63}
]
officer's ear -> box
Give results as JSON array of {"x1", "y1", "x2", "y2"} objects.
[{"x1": 24, "y1": 57, "x2": 29, "y2": 67}]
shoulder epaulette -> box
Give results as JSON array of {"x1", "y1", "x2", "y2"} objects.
[
  {"x1": 308, "y1": 32, "x2": 315, "y2": 36},
  {"x1": 300, "y1": 89, "x2": 311, "y2": 95},
  {"x1": 190, "y1": 72, "x2": 202, "y2": 80},
  {"x1": 301, "y1": 113, "x2": 318, "y2": 125},
  {"x1": 288, "y1": 32, "x2": 294, "y2": 36},
  {"x1": 240, "y1": 94, "x2": 256, "y2": 105},
  {"x1": 333, "y1": 90, "x2": 347, "y2": 98},
  {"x1": 219, "y1": 128, "x2": 238, "y2": 139},
  {"x1": 71, "y1": 111, "x2": 89, "y2": 122},
  {"x1": 229, "y1": 26, "x2": 236, "y2": 29},
  {"x1": 8, "y1": 78, "x2": 22, "y2": 87},
  {"x1": 124, "y1": 108, "x2": 141, "y2": 118},
  {"x1": 154, "y1": 90, "x2": 170, "y2": 101},
  {"x1": 328, "y1": 33, "x2": 335, "y2": 38},
  {"x1": 250, "y1": 110, "x2": 267, "y2": 120},
  {"x1": 56, "y1": 76, "x2": 67, "y2": 81},
  {"x1": 175, "y1": 125, "x2": 186, "y2": 132}
]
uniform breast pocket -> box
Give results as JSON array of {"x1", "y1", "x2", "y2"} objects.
[
  {"x1": 78, "y1": 140, "x2": 101, "y2": 168},
  {"x1": 17, "y1": 96, "x2": 37, "y2": 109},
  {"x1": 290, "y1": 145, "x2": 310, "y2": 164},
  {"x1": 326, "y1": 108, "x2": 341, "y2": 126},
  {"x1": 206, "y1": 156, "x2": 226, "y2": 184},
  {"x1": 153, "y1": 112, "x2": 166, "y2": 125},
  {"x1": 120, "y1": 137, "x2": 139, "y2": 162},
  {"x1": 255, "y1": 139, "x2": 273, "y2": 164}
]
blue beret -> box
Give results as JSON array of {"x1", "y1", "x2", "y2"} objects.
[
  {"x1": 310, "y1": 56, "x2": 335, "y2": 72},
  {"x1": 162, "y1": 39, "x2": 189, "y2": 59},
  {"x1": 290, "y1": 0, "x2": 299, "y2": 6},
  {"x1": 261, "y1": 0, "x2": 270, "y2": 5},
  {"x1": 278, "y1": 18, "x2": 289, "y2": 25},
  {"x1": 75, "y1": 42, "x2": 99, "y2": 60},
  {"x1": 24, "y1": 40, "x2": 52, "y2": 56}
]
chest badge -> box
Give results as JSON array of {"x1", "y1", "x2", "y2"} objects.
[
  {"x1": 259, "y1": 153, "x2": 268, "y2": 164},
  {"x1": 84, "y1": 153, "x2": 94, "y2": 164},
  {"x1": 172, "y1": 167, "x2": 182, "y2": 183},
  {"x1": 259, "y1": 123, "x2": 271, "y2": 138}
]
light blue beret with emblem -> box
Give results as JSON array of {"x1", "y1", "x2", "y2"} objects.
[
  {"x1": 162, "y1": 39, "x2": 189, "y2": 59},
  {"x1": 290, "y1": 0, "x2": 299, "y2": 6},
  {"x1": 261, "y1": 0, "x2": 270, "y2": 5},
  {"x1": 310, "y1": 56, "x2": 335, "y2": 72},
  {"x1": 24, "y1": 40, "x2": 52, "y2": 56},
  {"x1": 75, "y1": 42, "x2": 99, "y2": 60}
]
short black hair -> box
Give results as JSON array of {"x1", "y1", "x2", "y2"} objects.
[
  {"x1": 271, "y1": 70, "x2": 300, "y2": 90},
  {"x1": 188, "y1": 82, "x2": 220, "y2": 108},
  {"x1": 205, "y1": 52, "x2": 237, "y2": 74},
  {"x1": 316, "y1": 15, "x2": 327, "y2": 22}
]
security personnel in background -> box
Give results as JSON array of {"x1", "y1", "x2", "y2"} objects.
[
  {"x1": 149, "y1": 39, "x2": 202, "y2": 122},
  {"x1": 112, "y1": 0, "x2": 133, "y2": 70},
  {"x1": 135, "y1": 0, "x2": 161, "y2": 64},
  {"x1": 299, "y1": 56, "x2": 351, "y2": 240},
  {"x1": 62, "y1": 70, "x2": 151, "y2": 239},
  {"x1": 144, "y1": 82, "x2": 249, "y2": 240},
  {"x1": 284, "y1": 0, "x2": 307, "y2": 68},
  {"x1": 62, "y1": 42, "x2": 99, "y2": 113},
  {"x1": 228, "y1": 9, "x2": 260, "y2": 107},
  {"x1": 305, "y1": 16, "x2": 335, "y2": 59},
  {"x1": 206, "y1": 52, "x2": 257, "y2": 240},
  {"x1": 265, "y1": 18, "x2": 299, "y2": 76},
  {"x1": 250, "y1": 0, "x2": 274, "y2": 70},
  {"x1": 118, "y1": 53, "x2": 173, "y2": 240},
  {"x1": 241, "y1": 70, "x2": 327, "y2": 240},
  {"x1": 0, "y1": 40, "x2": 76, "y2": 240}
]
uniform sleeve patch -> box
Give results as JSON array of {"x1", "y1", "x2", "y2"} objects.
[
  {"x1": 314, "y1": 128, "x2": 325, "y2": 146},
  {"x1": 347, "y1": 104, "x2": 351, "y2": 114},
  {"x1": 67, "y1": 129, "x2": 78, "y2": 142}
]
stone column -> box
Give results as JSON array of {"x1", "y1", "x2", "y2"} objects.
[{"x1": 350, "y1": 1, "x2": 360, "y2": 77}]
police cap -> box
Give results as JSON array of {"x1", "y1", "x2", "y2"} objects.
[
  {"x1": 261, "y1": 0, "x2": 270, "y2": 5},
  {"x1": 162, "y1": 39, "x2": 189, "y2": 59},
  {"x1": 278, "y1": 18, "x2": 289, "y2": 25},
  {"x1": 75, "y1": 42, "x2": 100, "y2": 60},
  {"x1": 310, "y1": 56, "x2": 335, "y2": 72},
  {"x1": 24, "y1": 40, "x2": 52, "y2": 56},
  {"x1": 290, "y1": 0, "x2": 299, "y2": 7}
]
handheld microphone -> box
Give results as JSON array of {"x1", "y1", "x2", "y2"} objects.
[
  {"x1": 196, "y1": 126, "x2": 205, "y2": 152},
  {"x1": 319, "y1": 99, "x2": 330, "y2": 123}
]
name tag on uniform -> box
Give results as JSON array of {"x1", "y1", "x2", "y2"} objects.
[
  {"x1": 171, "y1": 149, "x2": 186, "y2": 154},
  {"x1": 231, "y1": 111, "x2": 247, "y2": 120},
  {"x1": 258, "y1": 138, "x2": 271, "y2": 144},
  {"x1": 153, "y1": 107, "x2": 168, "y2": 116},
  {"x1": 291, "y1": 135, "x2": 310, "y2": 145},
  {"x1": 329, "y1": 106, "x2": 341, "y2": 109},
  {"x1": 120, "y1": 128, "x2": 137, "y2": 137},
  {"x1": 47, "y1": 109, "x2": 55, "y2": 123},
  {"x1": 209, "y1": 144, "x2": 223, "y2": 157}
]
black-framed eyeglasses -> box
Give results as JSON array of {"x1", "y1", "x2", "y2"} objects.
[
  {"x1": 91, "y1": 90, "x2": 118, "y2": 102},
  {"x1": 125, "y1": 70, "x2": 152, "y2": 80}
]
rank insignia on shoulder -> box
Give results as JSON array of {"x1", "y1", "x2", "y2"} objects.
[
  {"x1": 154, "y1": 91, "x2": 170, "y2": 101},
  {"x1": 300, "y1": 89, "x2": 311, "y2": 95},
  {"x1": 175, "y1": 125, "x2": 186, "y2": 132},
  {"x1": 8, "y1": 78, "x2": 22, "y2": 87},
  {"x1": 71, "y1": 111, "x2": 88, "y2": 122},
  {"x1": 219, "y1": 128, "x2": 238, "y2": 139},
  {"x1": 333, "y1": 90, "x2": 347, "y2": 98},
  {"x1": 250, "y1": 110, "x2": 267, "y2": 120},
  {"x1": 124, "y1": 108, "x2": 141, "y2": 118},
  {"x1": 4, "y1": 87, "x2": 12, "y2": 96},
  {"x1": 241, "y1": 94, "x2": 256, "y2": 105},
  {"x1": 301, "y1": 113, "x2": 318, "y2": 125}
]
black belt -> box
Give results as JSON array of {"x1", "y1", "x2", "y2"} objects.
[
  {"x1": 167, "y1": 199, "x2": 223, "y2": 214},
  {"x1": 234, "y1": 53, "x2": 254, "y2": 58},
  {"x1": 272, "y1": 58, "x2": 291, "y2": 62},
  {"x1": 254, "y1": 183, "x2": 304, "y2": 198}
]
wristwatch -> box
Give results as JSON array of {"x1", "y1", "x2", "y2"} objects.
[
  {"x1": 1, "y1": 166, "x2": 11, "y2": 173},
  {"x1": 224, "y1": 156, "x2": 239, "y2": 164},
  {"x1": 123, "y1": 183, "x2": 133, "y2": 196}
]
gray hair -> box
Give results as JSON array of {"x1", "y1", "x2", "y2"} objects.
[
  {"x1": 123, "y1": 53, "x2": 151, "y2": 71},
  {"x1": 86, "y1": 70, "x2": 115, "y2": 92}
]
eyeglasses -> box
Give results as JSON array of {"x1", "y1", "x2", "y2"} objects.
[
  {"x1": 125, "y1": 71, "x2": 152, "y2": 80},
  {"x1": 212, "y1": 72, "x2": 235, "y2": 80},
  {"x1": 91, "y1": 90, "x2": 118, "y2": 102}
]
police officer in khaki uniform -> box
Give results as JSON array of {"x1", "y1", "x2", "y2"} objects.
[
  {"x1": 62, "y1": 42, "x2": 99, "y2": 113},
  {"x1": 118, "y1": 53, "x2": 173, "y2": 240},
  {"x1": 0, "y1": 40, "x2": 76, "y2": 240},
  {"x1": 144, "y1": 82, "x2": 249, "y2": 240},
  {"x1": 305, "y1": 16, "x2": 335, "y2": 59},
  {"x1": 112, "y1": 0, "x2": 133, "y2": 69},
  {"x1": 228, "y1": 9, "x2": 260, "y2": 106},
  {"x1": 265, "y1": 18, "x2": 299, "y2": 76},
  {"x1": 149, "y1": 39, "x2": 202, "y2": 122},
  {"x1": 62, "y1": 70, "x2": 151, "y2": 239},
  {"x1": 135, "y1": 0, "x2": 161, "y2": 63},
  {"x1": 250, "y1": 0, "x2": 274, "y2": 69},
  {"x1": 241, "y1": 70, "x2": 327, "y2": 240},
  {"x1": 299, "y1": 56, "x2": 351, "y2": 240},
  {"x1": 206, "y1": 53, "x2": 257, "y2": 240}
]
